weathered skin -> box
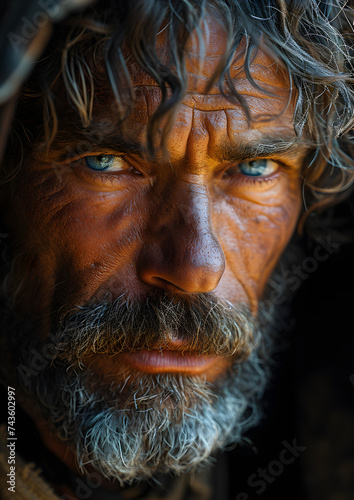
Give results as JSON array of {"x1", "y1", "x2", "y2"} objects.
[{"x1": 2, "y1": 15, "x2": 306, "y2": 475}]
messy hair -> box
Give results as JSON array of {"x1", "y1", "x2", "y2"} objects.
[{"x1": 4, "y1": 0, "x2": 354, "y2": 222}]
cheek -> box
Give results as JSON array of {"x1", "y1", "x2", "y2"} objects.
[
  {"x1": 214, "y1": 174, "x2": 301, "y2": 303},
  {"x1": 5, "y1": 168, "x2": 148, "y2": 312},
  {"x1": 48, "y1": 197, "x2": 147, "y2": 307}
]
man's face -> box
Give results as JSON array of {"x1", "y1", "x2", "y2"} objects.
[{"x1": 2, "y1": 16, "x2": 305, "y2": 481}]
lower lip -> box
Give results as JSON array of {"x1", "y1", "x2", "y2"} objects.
[{"x1": 120, "y1": 349, "x2": 219, "y2": 374}]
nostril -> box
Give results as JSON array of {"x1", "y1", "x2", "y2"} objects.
[{"x1": 146, "y1": 276, "x2": 187, "y2": 292}]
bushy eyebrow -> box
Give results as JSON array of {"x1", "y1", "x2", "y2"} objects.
[{"x1": 216, "y1": 136, "x2": 305, "y2": 164}]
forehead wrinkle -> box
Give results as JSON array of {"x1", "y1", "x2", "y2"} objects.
[
  {"x1": 128, "y1": 67, "x2": 289, "y2": 100},
  {"x1": 181, "y1": 92, "x2": 287, "y2": 113},
  {"x1": 183, "y1": 62, "x2": 290, "y2": 94},
  {"x1": 127, "y1": 59, "x2": 290, "y2": 116},
  {"x1": 184, "y1": 105, "x2": 211, "y2": 169}
]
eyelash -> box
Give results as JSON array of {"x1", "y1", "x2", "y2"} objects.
[
  {"x1": 76, "y1": 154, "x2": 141, "y2": 179},
  {"x1": 242, "y1": 175, "x2": 280, "y2": 190},
  {"x1": 222, "y1": 161, "x2": 286, "y2": 188}
]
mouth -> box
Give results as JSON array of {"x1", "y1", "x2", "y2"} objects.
[
  {"x1": 85, "y1": 336, "x2": 235, "y2": 381},
  {"x1": 81, "y1": 330, "x2": 243, "y2": 382},
  {"x1": 120, "y1": 349, "x2": 220, "y2": 375}
]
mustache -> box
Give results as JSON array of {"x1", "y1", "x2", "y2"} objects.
[{"x1": 51, "y1": 292, "x2": 264, "y2": 365}]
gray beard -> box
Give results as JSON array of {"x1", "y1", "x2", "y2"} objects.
[
  {"x1": 1, "y1": 297, "x2": 279, "y2": 485},
  {"x1": 34, "y1": 342, "x2": 272, "y2": 484},
  {"x1": 0, "y1": 246, "x2": 291, "y2": 484}
]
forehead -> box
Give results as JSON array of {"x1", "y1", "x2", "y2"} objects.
[
  {"x1": 124, "y1": 11, "x2": 290, "y2": 90},
  {"x1": 51, "y1": 13, "x2": 295, "y2": 159}
]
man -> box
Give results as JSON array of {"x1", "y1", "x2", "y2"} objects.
[{"x1": 0, "y1": 0, "x2": 353, "y2": 498}]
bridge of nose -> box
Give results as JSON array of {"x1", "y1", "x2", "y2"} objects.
[{"x1": 136, "y1": 177, "x2": 226, "y2": 294}]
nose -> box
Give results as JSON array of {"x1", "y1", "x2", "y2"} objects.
[{"x1": 136, "y1": 182, "x2": 225, "y2": 294}]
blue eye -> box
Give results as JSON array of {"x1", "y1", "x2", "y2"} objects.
[
  {"x1": 238, "y1": 159, "x2": 278, "y2": 177},
  {"x1": 85, "y1": 154, "x2": 123, "y2": 171}
]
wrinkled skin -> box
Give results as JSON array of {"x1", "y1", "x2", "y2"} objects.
[{"x1": 2, "y1": 14, "x2": 306, "y2": 479}]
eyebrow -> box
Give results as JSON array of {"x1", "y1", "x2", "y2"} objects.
[
  {"x1": 216, "y1": 136, "x2": 306, "y2": 164},
  {"x1": 58, "y1": 126, "x2": 307, "y2": 165},
  {"x1": 58, "y1": 135, "x2": 146, "y2": 162}
]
